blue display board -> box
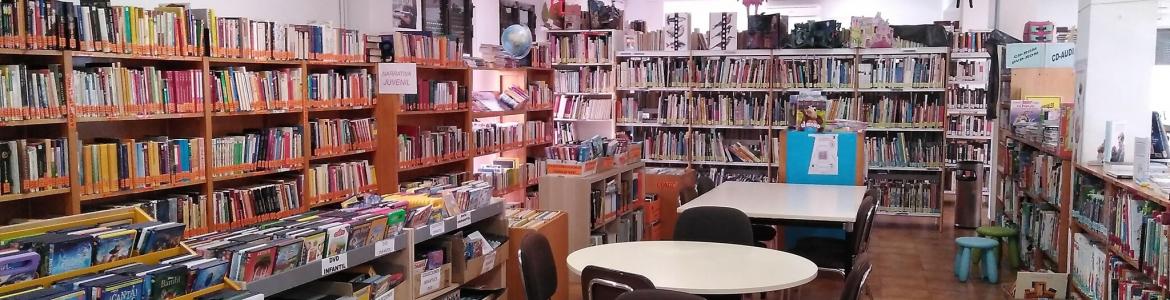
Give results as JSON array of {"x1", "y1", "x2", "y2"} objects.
[{"x1": 781, "y1": 129, "x2": 864, "y2": 247}]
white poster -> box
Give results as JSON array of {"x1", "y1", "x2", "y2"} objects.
[
  {"x1": 664, "y1": 13, "x2": 690, "y2": 51},
  {"x1": 809, "y1": 134, "x2": 839, "y2": 175},
  {"x1": 378, "y1": 63, "x2": 418, "y2": 94},
  {"x1": 707, "y1": 12, "x2": 738, "y2": 50}
]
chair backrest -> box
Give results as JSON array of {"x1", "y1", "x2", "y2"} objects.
[
  {"x1": 614, "y1": 289, "x2": 706, "y2": 300},
  {"x1": 673, "y1": 206, "x2": 754, "y2": 246},
  {"x1": 850, "y1": 191, "x2": 878, "y2": 254},
  {"x1": 696, "y1": 176, "x2": 717, "y2": 195},
  {"x1": 840, "y1": 253, "x2": 873, "y2": 300},
  {"x1": 581, "y1": 265, "x2": 655, "y2": 300},
  {"x1": 519, "y1": 233, "x2": 557, "y2": 300}
]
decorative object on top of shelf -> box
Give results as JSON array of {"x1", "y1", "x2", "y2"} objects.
[
  {"x1": 744, "y1": 14, "x2": 789, "y2": 49},
  {"x1": 788, "y1": 20, "x2": 845, "y2": 49},
  {"x1": 1023, "y1": 21, "x2": 1055, "y2": 43},
  {"x1": 850, "y1": 14, "x2": 894, "y2": 48},
  {"x1": 587, "y1": 0, "x2": 624, "y2": 30},
  {"x1": 665, "y1": 13, "x2": 691, "y2": 51},
  {"x1": 394, "y1": 0, "x2": 422, "y2": 31},
  {"x1": 502, "y1": 24, "x2": 535, "y2": 59},
  {"x1": 707, "y1": 12, "x2": 738, "y2": 51}
]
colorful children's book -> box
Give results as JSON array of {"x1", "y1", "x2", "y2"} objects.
[
  {"x1": 297, "y1": 230, "x2": 327, "y2": 264},
  {"x1": 324, "y1": 224, "x2": 350, "y2": 257},
  {"x1": 241, "y1": 245, "x2": 276, "y2": 282},
  {"x1": 272, "y1": 239, "x2": 303, "y2": 274},
  {"x1": 92, "y1": 229, "x2": 136, "y2": 264},
  {"x1": 188, "y1": 259, "x2": 229, "y2": 292},
  {"x1": 45, "y1": 234, "x2": 94, "y2": 275},
  {"x1": 347, "y1": 220, "x2": 371, "y2": 250},
  {"x1": 0, "y1": 250, "x2": 40, "y2": 287},
  {"x1": 144, "y1": 265, "x2": 189, "y2": 300}
]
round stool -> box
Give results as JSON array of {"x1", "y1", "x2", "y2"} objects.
[
  {"x1": 976, "y1": 225, "x2": 1020, "y2": 268},
  {"x1": 954, "y1": 237, "x2": 999, "y2": 283}
]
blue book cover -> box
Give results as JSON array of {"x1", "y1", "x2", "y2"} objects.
[
  {"x1": 176, "y1": 139, "x2": 190, "y2": 173},
  {"x1": 98, "y1": 276, "x2": 144, "y2": 300},
  {"x1": 190, "y1": 259, "x2": 228, "y2": 291},
  {"x1": 93, "y1": 229, "x2": 135, "y2": 264},
  {"x1": 47, "y1": 235, "x2": 93, "y2": 275}
]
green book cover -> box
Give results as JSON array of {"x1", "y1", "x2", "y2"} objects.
[{"x1": 147, "y1": 265, "x2": 189, "y2": 300}]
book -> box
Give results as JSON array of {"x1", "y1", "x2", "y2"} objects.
[
  {"x1": 305, "y1": 160, "x2": 376, "y2": 205},
  {"x1": 551, "y1": 32, "x2": 612, "y2": 64},
  {"x1": 91, "y1": 229, "x2": 135, "y2": 264},
  {"x1": 324, "y1": 224, "x2": 349, "y2": 257},
  {"x1": 72, "y1": 65, "x2": 204, "y2": 117},
  {"x1": 555, "y1": 67, "x2": 611, "y2": 93},
  {"x1": 240, "y1": 244, "x2": 275, "y2": 282},
  {"x1": 143, "y1": 265, "x2": 188, "y2": 300},
  {"x1": 210, "y1": 67, "x2": 302, "y2": 113},
  {"x1": 138, "y1": 223, "x2": 185, "y2": 254},
  {"x1": 270, "y1": 239, "x2": 302, "y2": 274},
  {"x1": 188, "y1": 259, "x2": 228, "y2": 292},
  {"x1": 0, "y1": 250, "x2": 40, "y2": 287},
  {"x1": 307, "y1": 69, "x2": 374, "y2": 108},
  {"x1": 617, "y1": 57, "x2": 687, "y2": 88}
]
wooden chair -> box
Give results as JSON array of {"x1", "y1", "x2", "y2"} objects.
[
  {"x1": 580, "y1": 265, "x2": 655, "y2": 300},
  {"x1": 519, "y1": 233, "x2": 558, "y2": 300}
]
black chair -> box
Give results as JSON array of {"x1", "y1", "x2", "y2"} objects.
[
  {"x1": 581, "y1": 265, "x2": 655, "y2": 300},
  {"x1": 788, "y1": 189, "x2": 878, "y2": 277},
  {"x1": 692, "y1": 177, "x2": 774, "y2": 247},
  {"x1": 614, "y1": 289, "x2": 706, "y2": 300},
  {"x1": 673, "y1": 206, "x2": 754, "y2": 246},
  {"x1": 840, "y1": 253, "x2": 874, "y2": 300},
  {"x1": 519, "y1": 233, "x2": 557, "y2": 300}
]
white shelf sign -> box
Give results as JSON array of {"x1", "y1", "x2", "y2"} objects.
[
  {"x1": 321, "y1": 253, "x2": 349, "y2": 275},
  {"x1": 429, "y1": 221, "x2": 446, "y2": 236},
  {"x1": 481, "y1": 252, "x2": 496, "y2": 274},
  {"x1": 375, "y1": 238, "x2": 397, "y2": 257},
  {"x1": 457, "y1": 212, "x2": 472, "y2": 228},
  {"x1": 375, "y1": 289, "x2": 395, "y2": 300},
  {"x1": 377, "y1": 63, "x2": 417, "y2": 94},
  {"x1": 419, "y1": 268, "x2": 442, "y2": 294}
]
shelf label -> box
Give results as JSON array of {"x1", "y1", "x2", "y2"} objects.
[
  {"x1": 242, "y1": 295, "x2": 264, "y2": 300},
  {"x1": 419, "y1": 268, "x2": 442, "y2": 294},
  {"x1": 482, "y1": 252, "x2": 497, "y2": 274},
  {"x1": 457, "y1": 212, "x2": 472, "y2": 228},
  {"x1": 321, "y1": 253, "x2": 349, "y2": 275},
  {"x1": 375, "y1": 289, "x2": 395, "y2": 300},
  {"x1": 377, "y1": 63, "x2": 418, "y2": 94},
  {"x1": 375, "y1": 238, "x2": 397, "y2": 256},
  {"x1": 429, "y1": 221, "x2": 446, "y2": 236}
]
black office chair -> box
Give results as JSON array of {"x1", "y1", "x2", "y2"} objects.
[
  {"x1": 581, "y1": 265, "x2": 655, "y2": 300},
  {"x1": 519, "y1": 233, "x2": 557, "y2": 300},
  {"x1": 840, "y1": 253, "x2": 874, "y2": 300},
  {"x1": 692, "y1": 177, "x2": 774, "y2": 247},
  {"x1": 613, "y1": 288, "x2": 702, "y2": 300},
  {"x1": 674, "y1": 206, "x2": 754, "y2": 246},
  {"x1": 788, "y1": 190, "x2": 878, "y2": 277},
  {"x1": 614, "y1": 289, "x2": 706, "y2": 300}
]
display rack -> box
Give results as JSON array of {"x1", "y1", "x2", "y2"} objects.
[{"x1": 538, "y1": 161, "x2": 646, "y2": 251}]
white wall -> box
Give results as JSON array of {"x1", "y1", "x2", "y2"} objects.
[
  {"x1": 108, "y1": 0, "x2": 343, "y2": 25},
  {"x1": 1153, "y1": 66, "x2": 1170, "y2": 116},
  {"x1": 995, "y1": 0, "x2": 1078, "y2": 39}
]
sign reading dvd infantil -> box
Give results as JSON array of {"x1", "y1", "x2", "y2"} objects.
[{"x1": 377, "y1": 63, "x2": 418, "y2": 94}]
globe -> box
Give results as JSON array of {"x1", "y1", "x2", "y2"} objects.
[{"x1": 501, "y1": 24, "x2": 533, "y2": 59}]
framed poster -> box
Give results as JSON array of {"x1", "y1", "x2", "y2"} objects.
[{"x1": 394, "y1": 0, "x2": 422, "y2": 31}]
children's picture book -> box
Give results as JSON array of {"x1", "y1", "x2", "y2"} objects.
[
  {"x1": 93, "y1": 230, "x2": 136, "y2": 264},
  {"x1": 366, "y1": 215, "x2": 390, "y2": 244},
  {"x1": 299, "y1": 230, "x2": 328, "y2": 264},
  {"x1": 325, "y1": 225, "x2": 350, "y2": 257},
  {"x1": 1009, "y1": 99, "x2": 1042, "y2": 126},
  {"x1": 272, "y1": 239, "x2": 303, "y2": 274},
  {"x1": 347, "y1": 221, "x2": 372, "y2": 250},
  {"x1": 46, "y1": 235, "x2": 94, "y2": 275},
  {"x1": 792, "y1": 94, "x2": 827, "y2": 132},
  {"x1": 189, "y1": 259, "x2": 229, "y2": 292},
  {"x1": 96, "y1": 275, "x2": 144, "y2": 300},
  {"x1": 241, "y1": 246, "x2": 276, "y2": 282},
  {"x1": 145, "y1": 265, "x2": 188, "y2": 300}
]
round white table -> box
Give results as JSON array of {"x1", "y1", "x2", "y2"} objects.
[{"x1": 566, "y1": 241, "x2": 818, "y2": 295}]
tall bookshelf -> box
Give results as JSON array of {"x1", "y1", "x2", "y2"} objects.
[
  {"x1": 610, "y1": 47, "x2": 950, "y2": 226},
  {"x1": 944, "y1": 48, "x2": 996, "y2": 211},
  {"x1": 0, "y1": 49, "x2": 374, "y2": 237},
  {"x1": 549, "y1": 29, "x2": 619, "y2": 142}
]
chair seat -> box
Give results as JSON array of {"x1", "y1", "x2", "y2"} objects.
[
  {"x1": 752, "y1": 224, "x2": 776, "y2": 241},
  {"x1": 956, "y1": 237, "x2": 999, "y2": 249},
  {"x1": 976, "y1": 226, "x2": 1018, "y2": 238}
]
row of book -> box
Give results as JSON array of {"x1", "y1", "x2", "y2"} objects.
[
  {"x1": 528, "y1": 81, "x2": 554, "y2": 109},
  {"x1": 868, "y1": 178, "x2": 940, "y2": 214},
  {"x1": 397, "y1": 126, "x2": 469, "y2": 165},
  {"x1": 211, "y1": 177, "x2": 301, "y2": 225},
  {"x1": 472, "y1": 122, "x2": 522, "y2": 153},
  {"x1": 643, "y1": 129, "x2": 768, "y2": 164},
  {"x1": 0, "y1": 221, "x2": 189, "y2": 296},
  {"x1": 74, "y1": 65, "x2": 204, "y2": 117},
  {"x1": 953, "y1": 31, "x2": 989, "y2": 53},
  {"x1": 863, "y1": 134, "x2": 945, "y2": 168},
  {"x1": 589, "y1": 210, "x2": 645, "y2": 246},
  {"x1": 544, "y1": 137, "x2": 630, "y2": 162},
  {"x1": 210, "y1": 67, "x2": 301, "y2": 113},
  {"x1": 552, "y1": 33, "x2": 612, "y2": 64},
  {"x1": 525, "y1": 121, "x2": 550, "y2": 143},
  {"x1": 948, "y1": 115, "x2": 991, "y2": 136},
  {"x1": 309, "y1": 118, "x2": 376, "y2": 157},
  {"x1": 822, "y1": 95, "x2": 945, "y2": 127},
  {"x1": 858, "y1": 55, "x2": 946, "y2": 88},
  {"x1": 553, "y1": 122, "x2": 575, "y2": 145},
  {"x1": 945, "y1": 141, "x2": 989, "y2": 164},
  {"x1": 79, "y1": 136, "x2": 203, "y2": 196},
  {"x1": 306, "y1": 160, "x2": 376, "y2": 205},
  {"x1": 693, "y1": 94, "x2": 770, "y2": 126},
  {"x1": 402, "y1": 80, "x2": 466, "y2": 112},
  {"x1": 1072, "y1": 232, "x2": 1109, "y2": 299},
  {"x1": 0, "y1": 65, "x2": 66, "y2": 121},
  {"x1": 1024, "y1": 203, "x2": 1061, "y2": 264},
  {"x1": 555, "y1": 97, "x2": 613, "y2": 120},
  {"x1": 0, "y1": 138, "x2": 70, "y2": 194},
  {"x1": 555, "y1": 68, "x2": 612, "y2": 93},
  {"x1": 93, "y1": 194, "x2": 208, "y2": 232},
  {"x1": 616, "y1": 57, "x2": 687, "y2": 88},
  {"x1": 530, "y1": 43, "x2": 552, "y2": 68},
  {"x1": 777, "y1": 57, "x2": 854, "y2": 89},
  {"x1": 20, "y1": 2, "x2": 364, "y2": 61},
  {"x1": 622, "y1": 30, "x2": 664, "y2": 51},
  {"x1": 392, "y1": 176, "x2": 493, "y2": 219},
  {"x1": 694, "y1": 57, "x2": 770, "y2": 89},
  {"x1": 1070, "y1": 174, "x2": 1105, "y2": 232},
  {"x1": 386, "y1": 32, "x2": 463, "y2": 65},
  {"x1": 617, "y1": 93, "x2": 689, "y2": 125},
  {"x1": 506, "y1": 209, "x2": 563, "y2": 229},
  {"x1": 1012, "y1": 146, "x2": 1065, "y2": 205},
  {"x1": 475, "y1": 158, "x2": 529, "y2": 193},
  {"x1": 589, "y1": 178, "x2": 627, "y2": 226},
  {"x1": 698, "y1": 166, "x2": 770, "y2": 185},
  {"x1": 948, "y1": 86, "x2": 988, "y2": 110},
  {"x1": 189, "y1": 201, "x2": 407, "y2": 283},
  {"x1": 211, "y1": 126, "x2": 303, "y2": 177},
  {"x1": 950, "y1": 60, "x2": 988, "y2": 83},
  {"x1": 307, "y1": 69, "x2": 375, "y2": 108}
]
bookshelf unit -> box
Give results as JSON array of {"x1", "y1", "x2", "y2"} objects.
[
  {"x1": 550, "y1": 29, "x2": 619, "y2": 143},
  {"x1": 943, "y1": 45, "x2": 996, "y2": 209},
  {"x1": 538, "y1": 161, "x2": 646, "y2": 252},
  {"x1": 0, "y1": 49, "x2": 376, "y2": 237},
  {"x1": 612, "y1": 46, "x2": 950, "y2": 224}
]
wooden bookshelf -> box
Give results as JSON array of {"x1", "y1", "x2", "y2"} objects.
[{"x1": 538, "y1": 161, "x2": 646, "y2": 252}]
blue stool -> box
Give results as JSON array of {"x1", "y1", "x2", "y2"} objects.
[{"x1": 954, "y1": 237, "x2": 999, "y2": 283}]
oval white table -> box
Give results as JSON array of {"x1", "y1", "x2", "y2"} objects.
[{"x1": 566, "y1": 241, "x2": 818, "y2": 295}]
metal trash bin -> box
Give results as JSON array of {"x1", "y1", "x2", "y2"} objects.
[{"x1": 954, "y1": 160, "x2": 984, "y2": 228}]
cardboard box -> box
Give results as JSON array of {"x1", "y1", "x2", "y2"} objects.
[
  {"x1": 1006, "y1": 43, "x2": 1074, "y2": 68},
  {"x1": 454, "y1": 240, "x2": 510, "y2": 283}
]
